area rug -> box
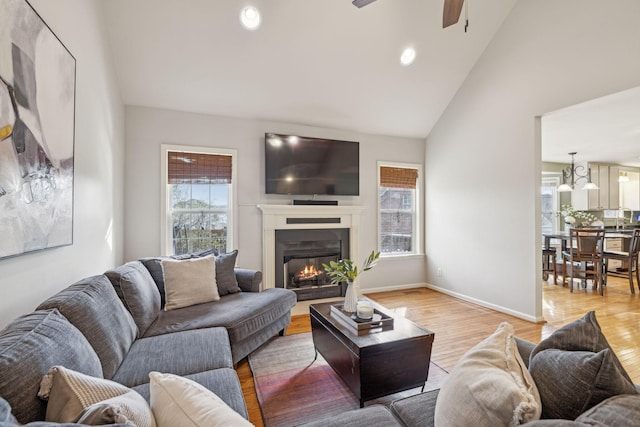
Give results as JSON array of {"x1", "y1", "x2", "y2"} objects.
[{"x1": 248, "y1": 332, "x2": 448, "y2": 427}]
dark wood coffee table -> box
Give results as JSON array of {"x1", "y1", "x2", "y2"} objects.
[{"x1": 310, "y1": 299, "x2": 435, "y2": 407}]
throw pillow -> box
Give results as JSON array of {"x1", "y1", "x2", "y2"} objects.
[
  {"x1": 149, "y1": 371, "x2": 253, "y2": 427},
  {"x1": 214, "y1": 250, "x2": 241, "y2": 296},
  {"x1": 37, "y1": 366, "x2": 155, "y2": 427},
  {"x1": 161, "y1": 256, "x2": 220, "y2": 311},
  {"x1": 529, "y1": 348, "x2": 638, "y2": 419},
  {"x1": 530, "y1": 311, "x2": 632, "y2": 384},
  {"x1": 434, "y1": 322, "x2": 541, "y2": 426},
  {"x1": 529, "y1": 311, "x2": 637, "y2": 419}
]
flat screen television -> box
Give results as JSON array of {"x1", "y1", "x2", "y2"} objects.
[{"x1": 265, "y1": 133, "x2": 359, "y2": 196}]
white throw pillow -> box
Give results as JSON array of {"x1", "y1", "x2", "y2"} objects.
[
  {"x1": 161, "y1": 255, "x2": 219, "y2": 310},
  {"x1": 149, "y1": 372, "x2": 253, "y2": 427},
  {"x1": 434, "y1": 322, "x2": 541, "y2": 426}
]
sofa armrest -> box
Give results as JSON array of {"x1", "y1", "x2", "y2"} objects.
[{"x1": 235, "y1": 269, "x2": 263, "y2": 292}]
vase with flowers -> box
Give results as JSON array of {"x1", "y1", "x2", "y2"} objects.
[
  {"x1": 558, "y1": 204, "x2": 601, "y2": 228},
  {"x1": 322, "y1": 250, "x2": 380, "y2": 313}
]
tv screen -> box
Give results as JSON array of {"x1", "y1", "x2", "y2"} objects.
[{"x1": 265, "y1": 133, "x2": 359, "y2": 196}]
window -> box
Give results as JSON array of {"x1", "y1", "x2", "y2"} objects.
[
  {"x1": 541, "y1": 175, "x2": 560, "y2": 235},
  {"x1": 161, "y1": 145, "x2": 237, "y2": 256},
  {"x1": 378, "y1": 162, "x2": 422, "y2": 256}
]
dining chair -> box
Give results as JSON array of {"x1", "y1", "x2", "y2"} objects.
[
  {"x1": 602, "y1": 229, "x2": 640, "y2": 295},
  {"x1": 561, "y1": 228, "x2": 606, "y2": 295},
  {"x1": 542, "y1": 247, "x2": 558, "y2": 285}
]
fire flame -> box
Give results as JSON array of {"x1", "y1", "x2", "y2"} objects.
[{"x1": 297, "y1": 264, "x2": 321, "y2": 280}]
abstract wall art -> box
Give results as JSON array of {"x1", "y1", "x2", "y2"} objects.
[{"x1": 0, "y1": 0, "x2": 76, "y2": 259}]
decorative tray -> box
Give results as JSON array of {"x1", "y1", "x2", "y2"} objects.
[{"x1": 330, "y1": 303, "x2": 394, "y2": 335}]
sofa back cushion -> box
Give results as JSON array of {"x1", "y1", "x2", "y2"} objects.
[
  {"x1": 105, "y1": 261, "x2": 161, "y2": 337},
  {"x1": 37, "y1": 275, "x2": 138, "y2": 379},
  {"x1": 140, "y1": 251, "x2": 241, "y2": 307},
  {"x1": 0, "y1": 309, "x2": 103, "y2": 423}
]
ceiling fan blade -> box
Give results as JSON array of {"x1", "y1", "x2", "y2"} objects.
[
  {"x1": 352, "y1": 0, "x2": 377, "y2": 8},
  {"x1": 443, "y1": 0, "x2": 464, "y2": 28}
]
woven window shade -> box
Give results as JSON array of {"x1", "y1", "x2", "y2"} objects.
[
  {"x1": 380, "y1": 166, "x2": 418, "y2": 189},
  {"x1": 168, "y1": 151, "x2": 232, "y2": 184}
]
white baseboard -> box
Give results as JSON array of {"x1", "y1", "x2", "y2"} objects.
[
  {"x1": 424, "y1": 283, "x2": 545, "y2": 323},
  {"x1": 294, "y1": 283, "x2": 545, "y2": 323},
  {"x1": 361, "y1": 282, "x2": 429, "y2": 294}
]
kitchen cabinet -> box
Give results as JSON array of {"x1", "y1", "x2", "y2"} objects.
[
  {"x1": 605, "y1": 237, "x2": 623, "y2": 270},
  {"x1": 572, "y1": 163, "x2": 640, "y2": 210},
  {"x1": 572, "y1": 163, "x2": 617, "y2": 210},
  {"x1": 619, "y1": 170, "x2": 640, "y2": 210}
]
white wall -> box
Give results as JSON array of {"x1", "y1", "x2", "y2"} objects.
[
  {"x1": 124, "y1": 106, "x2": 426, "y2": 292},
  {"x1": 425, "y1": 0, "x2": 640, "y2": 321},
  {"x1": 0, "y1": 0, "x2": 125, "y2": 328}
]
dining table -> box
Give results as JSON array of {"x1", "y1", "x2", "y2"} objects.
[
  {"x1": 542, "y1": 229, "x2": 633, "y2": 288},
  {"x1": 543, "y1": 229, "x2": 633, "y2": 252}
]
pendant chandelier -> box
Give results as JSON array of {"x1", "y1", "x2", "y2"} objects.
[{"x1": 557, "y1": 152, "x2": 599, "y2": 192}]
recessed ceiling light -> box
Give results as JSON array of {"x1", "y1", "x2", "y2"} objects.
[
  {"x1": 240, "y1": 6, "x2": 261, "y2": 31},
  {"x1": 400, "y1": 47, "x2": 416, "y2": 66}
]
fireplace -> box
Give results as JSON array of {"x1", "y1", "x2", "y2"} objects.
[
  {"x1": 257, "y1": 204, "x2": 364, "y2": 295},
  {"x1": 275, "y1": 228, "x2": 350, "y2": 301}
]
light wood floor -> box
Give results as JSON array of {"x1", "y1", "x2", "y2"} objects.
[{"x1": 237, "y1": 277, "x2": 640, "y2": 426}]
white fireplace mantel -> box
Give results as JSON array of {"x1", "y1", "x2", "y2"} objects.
[{"x1": 257, "y1": 204, "x2": 366, "y2": 290}]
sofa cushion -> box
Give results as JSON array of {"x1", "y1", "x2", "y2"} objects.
[
  {"x1": 132, "y1": 368, "x2": 248, "y2": 419},
  {"x1": 149, "y1": 371, "x2": 252, "y2": 427},
  {"x1": 530, "y1": 349, "x2": 637, "y2": 419},
  {"x1": 112, "y1": 327, "x2": 233, "y2": 388},
  {"x1": 161, "y1": 256, "x2": 219, "y2": 310},
  {"x1": 390, "y1": 389, "x2": 439, "y2": 427},
  {"x1": 0, "y1": 310, "x2": 103, "y2": 424},
  {"x1": 141, "y1": 251, "x2": 242, "y2": 305},
  {"x1": 36, "y1": 275, "x2": 137, "y2": 379},
  {"x1": 300, "y1": 405, "x2": 402, "y2": 427},
  {"x1": 144, "y1": 289, "x2": 296, "y2": 340},
  {"x1": 0, "y1": 397, "x2": 18, "y2": 424},
  {"x1": 105, "y1": 261, "x2": 161, "y2": 337},
  {"x1": 215, "y1": 250, "x2": 241, "y2": 296},
  {"x1": 37, "y1": 366, "x2": 155, "y2": 427},
  {"x1": 434, "y1": 322, "x2": 541, "y2": 426},
  {"x1": 575, "y1": 394, "x2": 640, "y2": 425},
  {"x1": 140, "y1": 254, "x2": 191, "y2": 307}
]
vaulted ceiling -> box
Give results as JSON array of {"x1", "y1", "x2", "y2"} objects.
[{"x1": 101, "y1": 0, "x2": 517, "y2": 139}]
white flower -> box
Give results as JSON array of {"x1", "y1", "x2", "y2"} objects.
[{"x1": 564, "y1": 216, "x2": 576, "y2": 224}]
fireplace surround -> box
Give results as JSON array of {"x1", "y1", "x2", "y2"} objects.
[
  {"x1": 257, "y1": 204, "x2": 365, "y2": 301},
  {"x1": 275, "y1": 228, "x2": 350, "y2": 300}
]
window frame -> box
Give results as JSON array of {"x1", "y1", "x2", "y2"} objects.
[
  {"x1": 160, "y1": 144, "x2": 238, "y2": 256},
  {"x1": 377, "y1": 161, "x2": 423, "y2": 258}
]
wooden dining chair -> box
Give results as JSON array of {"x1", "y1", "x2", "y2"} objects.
[
  {"x1": 602, "y1": 229, "x2": 640, "y2": 295},
  {"x1": 561, "y1": 228, "x2": 606, "y2": 295},
  {"x1": 542, "y1": 247, "x2": 558, "y2": 285}
]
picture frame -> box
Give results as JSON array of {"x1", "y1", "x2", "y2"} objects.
[{"x1": 0, "y1": 0, "x2": 76, "y2": 259}]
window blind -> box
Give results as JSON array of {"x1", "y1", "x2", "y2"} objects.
[
  {"x1": 380, "y1": 166, "x2": 418, "y2": 189},
  {"x1": 167, "y1": 151, "x2": 232, "y2": 184}
]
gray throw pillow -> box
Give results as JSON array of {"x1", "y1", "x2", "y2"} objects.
[
  {"x1": 529, "y1": 348, "x2": 637, "y2": 419},
  {"x1": 530, "y1": 311, "x2": 632, "y2": 385},
  {"x1": 215, "y1": 250, "x2": 240, "y2": 296}
]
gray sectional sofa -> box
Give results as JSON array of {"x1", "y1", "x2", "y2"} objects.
[
  {"x1": 0, "y1": 252, "x2": 297, "y2": 425},
  {"x1": 302, "y1": 311, "x2": 640, "y2": 427}
]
